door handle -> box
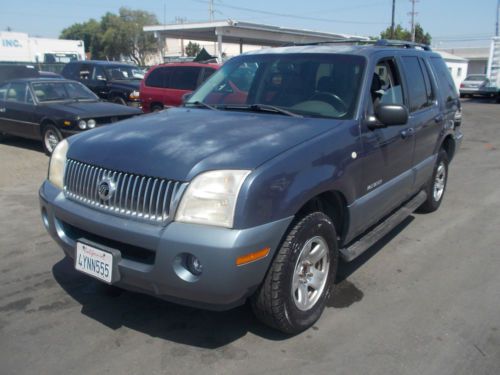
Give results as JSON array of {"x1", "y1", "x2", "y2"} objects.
[
  {"x1": 400, "y1": 127, "x2": 415, "y2": 139},
  {"x1": 434, "y1": 115, "x2": 444, "y2": 123}
]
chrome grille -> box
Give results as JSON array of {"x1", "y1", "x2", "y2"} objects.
[{"x1": 63, "y1": 159, "x2": 185, "y2": 223}]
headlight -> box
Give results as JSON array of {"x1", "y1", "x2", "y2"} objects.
[
  {"x1": 129, "y1": 90, "x2": 140, "y2": 99},
  {"x1": 48, "y1": 139, "x2": 68, "y2": 189},
  {"x1": 175, "y1": 170, "x2": 250, "y2": 228},
  {"x1": 78, "y1": 120, "x2": 87, "y2": 129},
  {"x1": 87, "y1": 119, "x2": 96, "y2": 129}
]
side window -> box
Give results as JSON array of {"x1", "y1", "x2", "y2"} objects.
[
  {"x1": 26, "y1": 86, "x2": 34, "y2": 104},
  {"x1": 372, "y1": 59, "x2": 404, "y2": 107},
  {"x1": 400, "y1": 56, "x2": 428, "y2": 112},
  {"x1": 6, "y1": 82, "x2": 30, "y2": 103},
  {"x1": 79, "y1": 64, "x2": 92, "y2": 80},
  {"x1": 429, "y1": 57, "x2": 458, "y2": 102},
  {"x1": 201, "y1": 68, "x2": 215, "y2": 83},
  {"x1": 0, "y1": 83, "x2": 7, "y2": 101},
  {"x1": 62, "y1": 63, "x2": 79, "y2": 79},
  {"x1": 92, "y1": 66, "x2": 106, "y2": 81},
  {"x1": 145, "y1": 67, "x2": 166, "y2": 88},
  {"x1": 419, "y1": 58, "x2": 435, "y2": 105},
  {"x1": 170, "y1": 67, "x2": 200, "y2": 90}
]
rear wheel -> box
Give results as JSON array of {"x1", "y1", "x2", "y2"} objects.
[
  {"x1": 251, "y1": 212, "x2": 338, "y2": 334},
  {"x1": 151, "y1": 104, "x2": 163, "y2": 112},
  {"x1": 418, "y1": 149, "x2": 449, "y2": 213},
  {"x1": 42, "y1": 124, "x2": 63, "y2": 156}
]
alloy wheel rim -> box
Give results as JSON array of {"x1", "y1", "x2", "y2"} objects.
[
  {"x1": 292, "y1": 236, "x2": 330, "y2": 311},
  {"x1": 44, "y1": 130, "x2": 59, "y2": 153},
  {"x1": 433, "y1": 162, "x2": 446, "y2": 202}
]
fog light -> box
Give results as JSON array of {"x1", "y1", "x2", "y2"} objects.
[
  {"x1": 87, "y1": 119, "x2": 96, "y2": 129},
  {"x1": 78, "y1": 120, "x2": 87, "y2": 129},
  {"x1": 186, "y1": 254, "x2": 203, "y2": 276}
]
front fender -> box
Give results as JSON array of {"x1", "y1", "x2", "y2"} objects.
[{"x1": 234, "y1": 121, "x2": 363, "y2": 229}]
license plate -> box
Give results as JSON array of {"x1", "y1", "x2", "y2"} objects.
[{"x1": 75, "y1": 242, "x2": 113, "y2": 283}]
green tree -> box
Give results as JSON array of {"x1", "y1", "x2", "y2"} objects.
[
  {"x1": 60, "y1": 19, "x2": 103, "y2": 59},
  {"x1": 60, "y1": 8, "x2": 159, "y2": 65},
  {"x1": 380, "y1": 23, "x2": 431, "y2": 45},
  {"x1": 185, "y1": 41, "x2": 201, "y2": 57}
]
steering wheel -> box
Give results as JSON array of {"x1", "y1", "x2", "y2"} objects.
[{"x1": 309, "y1": 92, "x2": 348, "y2": 114}]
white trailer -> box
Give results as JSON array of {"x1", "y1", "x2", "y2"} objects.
[{"x1": 0, "y1": 31, "x2": 85, "y2": 63}]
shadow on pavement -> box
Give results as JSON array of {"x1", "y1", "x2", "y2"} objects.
[
  {"x1": 52, "y1": 215, "x2": 415, "y2": 348},
  {"x1": 52, "y1": 257, "x2": 290, "y2": 349},
  {"x1": 0, "y1": 135, "x2": 44, "y2": 154}
]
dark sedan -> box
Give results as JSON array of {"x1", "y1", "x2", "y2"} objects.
[{"x1": 0, "y1": 78, "x2": 142, "y2": 154}]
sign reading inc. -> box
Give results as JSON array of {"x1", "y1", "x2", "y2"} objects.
[{"x1": 1, "y1": 39, "x2": 22, "y2": 48}]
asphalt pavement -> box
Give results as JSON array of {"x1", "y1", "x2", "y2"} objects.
[{"x1": 0, "y1": 99, "x2": 499, "y2": 375}]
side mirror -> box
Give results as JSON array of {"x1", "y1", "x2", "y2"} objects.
[
  {"x1": 368, "y1": 104, "x2": 409, "y2": 129},
  {"x1": 182, "y1": 92, "x2": 193, "y2": 104}
]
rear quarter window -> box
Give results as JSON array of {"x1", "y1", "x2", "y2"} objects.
[
  {"x1": 429, "y1": 57, "x2": 458, "y2": 102},
  {"x1": 62, "y1": 63, "x2": 80, "y2": 79},
  {"x1": 170, "y1": 67, "x2": 201, "y2": 90}
]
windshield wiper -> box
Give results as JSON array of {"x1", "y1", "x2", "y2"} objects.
[
  {"x1": 222, "y1": 104, "x2": 302, "y2": 118},
  {"x1": 185, "y1": 101, "x2": 218, "y2": 111}
]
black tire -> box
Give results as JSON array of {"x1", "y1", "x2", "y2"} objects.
[
  {"x1": 251, "y1": 212, "x2": 338, "y2": 334},
  {"x1": 42, "y1": 124, "x2": 63, "y2": 156},
  {"x1": 112, "y1": 96, "x2": 127, "y2": 106},
  {"x1": 151, "y1": 104, "x2": 163, "y2": 112},
  {"x1": 418, "y1": 149, "x2": 449, "y2": 213}
]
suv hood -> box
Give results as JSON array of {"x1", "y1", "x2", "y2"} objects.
[{"x1": 67, "y1": 108, "x2": 339, "y2": 181}]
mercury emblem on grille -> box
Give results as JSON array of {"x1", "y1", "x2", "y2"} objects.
[{"x1": 97, "y1": 177, "x2": 116, "y2": 201}]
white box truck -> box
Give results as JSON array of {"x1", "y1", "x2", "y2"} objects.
[{"x1": 0, "y1": 31, "x2": 85, "y2": 63}]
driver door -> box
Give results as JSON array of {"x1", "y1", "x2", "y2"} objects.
[{"x1": 353, "y1": 57, "x2": 415, "y2": 234}]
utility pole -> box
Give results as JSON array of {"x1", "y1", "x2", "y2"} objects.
[
  {"x1": 496, "y1": 0, "x2": 499, "y2": 37},
  {"x1": 209, "y1": 0, "x2": 215, "y2": 21},
  {"x1": 390, "y1": 0, "x2": 396, "y2": 39},
  {"x1": 175, "y1": 17, "x2": 187, "y2": 57},
  {"x1": 408, "y1": 0, "x2": 418, "y2": 42}
]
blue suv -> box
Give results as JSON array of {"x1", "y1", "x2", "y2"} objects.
[{"x1": 40, "y1": 40, "x2": 463, "y2": 333}]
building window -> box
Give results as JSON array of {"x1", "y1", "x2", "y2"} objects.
[{"x1": 457, "y1": 67, "x2": 462, "y2": 77}]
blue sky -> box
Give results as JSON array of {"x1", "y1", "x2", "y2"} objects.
[{"x1": 0, "y1": 0, "x2": 497, "y2": 46}]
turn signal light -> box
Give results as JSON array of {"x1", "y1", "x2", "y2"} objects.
[{"x1": 236, "y1": 247, "x2": 270, "y2": 266}]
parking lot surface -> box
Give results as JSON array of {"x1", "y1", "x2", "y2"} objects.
[{"x1": 1, "y1": 100, "x2": 499, "y2": 375}]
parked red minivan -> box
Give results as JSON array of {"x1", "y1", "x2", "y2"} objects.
[{"x1": 140, "y1": 62, "x2": 219, "y2": 112}]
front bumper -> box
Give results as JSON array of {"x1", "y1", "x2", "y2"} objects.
[{"x1": 39, "y1": 181, "x2": 292, "y2": 310}]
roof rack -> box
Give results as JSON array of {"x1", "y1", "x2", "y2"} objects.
[
  {"x1": 375, "y1": 39, "x2": 432, "y2": 51},
  {"x1": 283, "y1": 38, "x2": 431, "y2": 51}
]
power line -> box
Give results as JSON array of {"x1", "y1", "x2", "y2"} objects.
[{"x1": 190, "y1": 0, "x2": 387, "y2": 25}]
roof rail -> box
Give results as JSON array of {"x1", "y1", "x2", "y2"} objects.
[
  {"x1": 375, "y1": 39, "x2": 432, "y2": 51},
  {"x1": 283, "y1": 38, "x2": 375, "y2": 47}
]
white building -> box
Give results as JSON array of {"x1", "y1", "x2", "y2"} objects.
[{"x1": 0, "y1": 31, "x2": 85, "y2": 63}]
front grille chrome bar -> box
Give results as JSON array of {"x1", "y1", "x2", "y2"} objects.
[{"x1": 63, "y1": 159, "x2": 185, "y2": 224}]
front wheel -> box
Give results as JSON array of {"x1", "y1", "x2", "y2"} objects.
[
  {"x1": 418, "y1": 149, "x2": 449, "y2": 213},
  {"x1": 42, "y1": 125, "x2": 63, "y2": 156},
  {"x1": 251, "y1": 212, "x2": 338, "y2": 334},
  {"x1": 112, "y1": 96, "x2": 127, "y2": 106}
]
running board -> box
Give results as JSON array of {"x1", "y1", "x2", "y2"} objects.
[{"x1": 340, "y1": 190, "x2": 427, "y2": 262}]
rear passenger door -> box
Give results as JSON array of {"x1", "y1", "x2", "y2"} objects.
[{"x1": 399, "y1": 55, "x2": 441, "y2": 190}]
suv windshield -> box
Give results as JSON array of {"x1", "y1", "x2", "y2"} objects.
[
  {"x1": 105, "y1": 65, "x2": 144, "y2": 80},
  {"x1": 188, "y1": 53, "x2": 366, "y2": 119},
  {"x1": 32, "y1": 81, "x2": 98, "y2": 102}
]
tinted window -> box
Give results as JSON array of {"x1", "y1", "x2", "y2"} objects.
[
  {"x1": 145, "y1": 67, "x2": 171, "y2": 88},
  {"x1": 429, "y1": 57, "x2": 458, "y2": 102},
  {"x1": 92, "y1": 66, "x2": 106, "y2": 81},
  {"x1": 0, "y1": 83, "x2": 7, "y2": 100},
  {"x1": 419, "y1": 58, "x2": 435, "y2": 104},
  {"x1": 61, "y1": 63, "x2": 80, "y2": 79},
  {"x1": 201, "y1": 68, "x2": 216, "y2": 83},
  {"x1": 401, "y1": 56, "x2": 428, "y2": 112},
  {"x1": 79, "y1": 64, "x2": 92, "y2": 80},
  {"x1": 170, "y1": 67, "x2": 200, "y2": 90}
]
